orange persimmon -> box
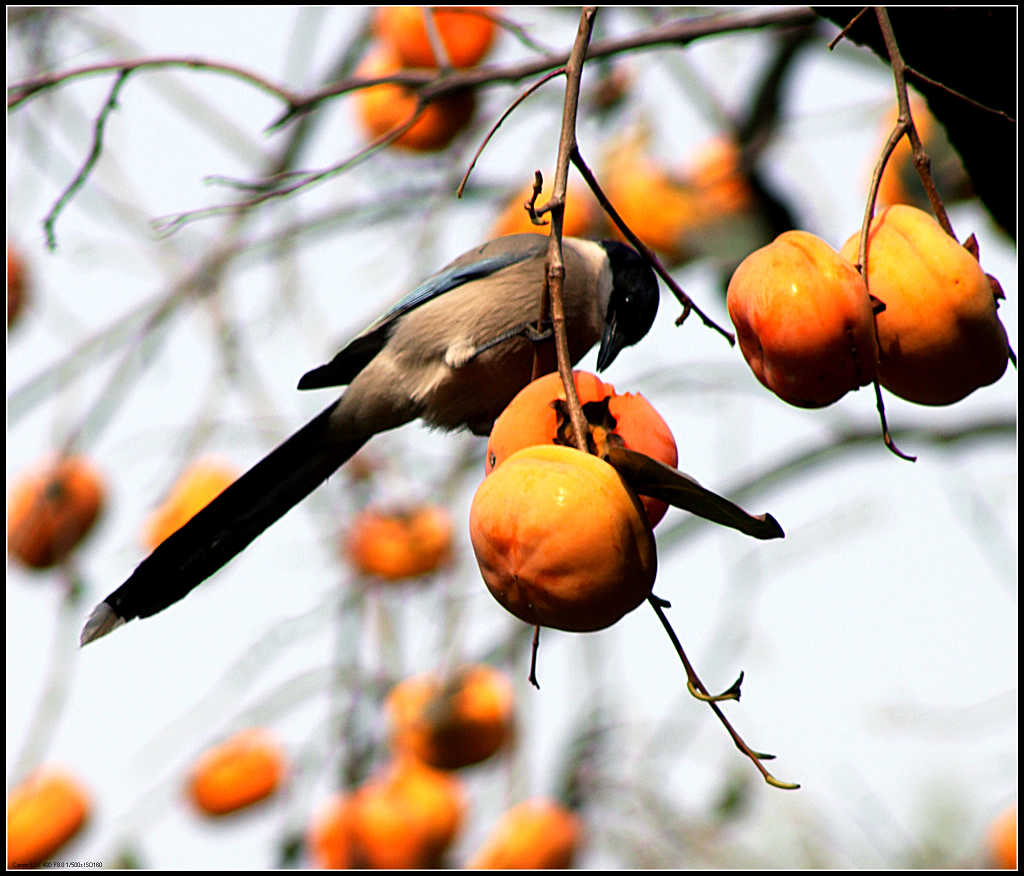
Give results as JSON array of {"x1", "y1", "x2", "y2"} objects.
[
  {"x1": 688, "y1": 137, "x2": 754, "y2": 216},
  {"x1": 727, "y1": 230, "x2": 878, "y2": 408},
  {"x1": 468, "y1": 798, "x2": 582, "y2": 869},
  {"x1": 346, "y1": 504, "x2": 453, "y2": 581},
  {"x1": 8, "y1": 242, "x2": 28, "y2": 328},
  {"x1": 486, "y1": 370, "x2": 677, "y2": 527},
  {"x1": 470, "y1": 444, "x2": 656, "y2": 633},
  {"x1": 386, "y1": 664, "x2": 515, "y2": 770},
  {"x1": 7, "y1": 768, "x2": 90, "y2": 869},
  {"x1": 354, "y1": 46, "x2": 475, "y2": 152},
  {"x1": 188, "y1": 729, "x2": 286, "y2": 816},
  {"x1": 308, "y1": 793, "x2": 357, "y2": 869},
  {"x1": 347, "y1": 756, "x2": 464, "y2": 869},
  {"x1": 840, "y1": 204, "x2": 1009, "y2": 405},
  {"x1": 8, "y1": 455, "x2": 105, "y2": 569},
  {"x1": 602, "y1": 129, "x2": 704, "y2": 264},
  {"x1": 988, "y1": 803, "x2": 1017, "y2": 869},
  {"x1": 375, "y1": 6, "x2": 497, "y2": 69},
  {"x1": 142, "y1": 458, "x2": 238, "y2": 550}
]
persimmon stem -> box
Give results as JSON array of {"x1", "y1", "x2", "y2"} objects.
[{"x1": 648, "y1": 594, "x2": 800, "y2": 790}]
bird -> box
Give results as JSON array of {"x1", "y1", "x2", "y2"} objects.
[{"x1": 80, "y1": 233, "x2": 660, "y2": 645}]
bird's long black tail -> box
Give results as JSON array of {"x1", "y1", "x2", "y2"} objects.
[{"x1": 81, "y1": 401, "x2": 365, "y2": 645}]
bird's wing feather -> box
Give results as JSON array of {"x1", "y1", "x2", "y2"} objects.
[{"x1": 298, "y1": 244, "x2": 544, "y2": 390}]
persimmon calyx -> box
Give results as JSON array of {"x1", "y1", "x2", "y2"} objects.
[{"x1": 601, "y1": 444, "x2": 784, "y2": 540}]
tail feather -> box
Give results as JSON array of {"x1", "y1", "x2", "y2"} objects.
[{"x1": 82, "y1": 401, "x2": 365, "y2": 644}]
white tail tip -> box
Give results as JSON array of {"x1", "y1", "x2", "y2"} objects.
[{"x1": 80, "y1": 603, "x2": 125, "y2": 646}]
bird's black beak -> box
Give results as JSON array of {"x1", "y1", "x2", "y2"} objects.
[{"x1": 597, "y1": 315, "x2": 625, "y2": 372}]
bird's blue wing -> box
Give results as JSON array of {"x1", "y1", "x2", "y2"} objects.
[{"x1": 297, "y1": 249, "x2": 538, "y2": 390}]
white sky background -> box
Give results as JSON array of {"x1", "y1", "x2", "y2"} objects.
[{"x1": 6, "y1": 6, "x2": 1017, "y2": 869}]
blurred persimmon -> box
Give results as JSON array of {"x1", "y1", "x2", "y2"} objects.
[
  {"x1": 468, "y1": 798, "x2": 582, "y2": 869},
  {"x1": 308, "y1": 793, "x2": 356, "y2": 869},
  {"x1": 346, "y1": 504, "x2": 452, "y2": 581},
  {"x1": 7, "y1": 768, "x2": 90, "y2": 869},
  {"x1": 874, "y1": 97, "x2": 969, "y2": 211},
  {"x1": 727, "y1": 230, "x2": 878, "y2": 408},
  {"x1": 8, "y1": 455, "x2": 105, "y2": 570},
  {"x1": 354, "y1": 45, "x2": 475, "y2": 152},
  {"x1": 988, "y1": 803, "x2": 1017, "y2": 869},
  {"x1": 374, "y1": 6, "x2": 497, "y2": 68},
  {"x1": 602, "y1": 127, "x2": 703, "y2": 264},
  {"x1": 8, "y1": 241, "x2": 28, "y2": 327},
  {"x1": 470, "y1": 444, "x2": 656, "y2": 633},
  {"x1": 687, "y1": 137, "x2": 755, "y2": 217},
  {"x1": 841, "y1": 204, "x2": 1009, "y2": 405},
  {"x1": 188, "y1": 729, "x2": 286, "y2": 816},
  {"x1": 387, "y1": 663, "x2": 515, "y2": 770},
  {"x1": 486, "y1": 370, "x2": 677, "y2": 527},
  {"x1": 142, "y1": 458, "x2": 238, "y2": 550},
  {"x1": 491, "y1": 179, "x2": 601, "y2": 240},
  {"x1": 347, "y1": 755, "x2": 464, "y2": 869}
]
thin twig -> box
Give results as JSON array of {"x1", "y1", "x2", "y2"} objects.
[
  {"x1": 456, "y1": 67, "x2": 565, "y2": 198},
  {"x1": 648, "y1": 595, "x2": 800, "y2": 790},
  {"x1": 43, "y1": 69, "x2": 129, "y2": 250}
]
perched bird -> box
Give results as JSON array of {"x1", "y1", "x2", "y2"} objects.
[{"x1": 80, "y1": 234, "x2": 660, "y2": 645}]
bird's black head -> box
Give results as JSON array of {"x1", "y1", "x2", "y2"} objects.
[{"x1": 596, "y1": 240, "x2": 660, "y2": 371}]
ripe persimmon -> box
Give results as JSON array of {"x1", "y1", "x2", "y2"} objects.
[
  {"x1": 347, "y1": 756, "x2": 464, "y2": 869},
  {"x1": 142, "y1": 458, "x2": 238, "y2": 550},
  {"x1": 375, "y1": 6, "x2": 497, "y2": 69},
  {"x1": 470, "y1": 444, "x2": 656, "y2": 633},
  {"x1": 387, "y1": 664, "x2": 515, "y2": 770},
  {"x1": 354, "y1": 46, "x2": 475, "y2": 152},
  {"x1": 308, "y1": 793, "x2": 356, "y2": 869},
  {"x1": 188, "y1": 729, "x2": 286, "y2": 816},
  {"x1": 346, "y1": 504, "x2": 452, "y2": 581},
  {"x1": 486, "y1": 370, "x2": 677, "y2": 527},
  {"x1": 602, "y1": 128, "x2": 703, "y2": 264},
  {"x1": 8, "y1": 455, "x2": 105, "y2": 569},
  {"x1": 840, "y1": 204, "x2": 1009, "y2": 405},
  {"x1": 468, "y1": 798, "x2": 582, "y2": 869},
  {"x1": 988, "y1": 803, "x2": 1017, "y2": 869},
  {"x1": 7, "y1": 768, "x2": 90, "y2": 869},
  {"x1": 726, "y1": 230, "x2": 878, "y2": 408},
  {"x1": 8, "y1": 242, "x2": 28, "y2": 328}
]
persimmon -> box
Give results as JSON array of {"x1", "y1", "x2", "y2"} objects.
[
  {"x1": 8, "y1": 242, "x2": 28, "y2": 328},
  {"x1": 308, "y1": 793, "x2": 356, "y2": 869},
  {"x1": 840, "y1": 204, "x2": 1009, "y2": 405},
  {"x1": 7, "y1": 768, "x2": 90, "y2": 869},
  {"x1": 8, "y1": 455, "x2": 105, "y2": 569},
  {"x1": 188, "y1": 728, "x2": 286, "y2": 816},
  {"x1": 602, "y1": 128, "x2": 703, "y2": 264},
  {"x1": 467, "y1": 798, "x2": 582, "y2": 869},
  {"x1": 486, "y1": 370, "x2": 678, "y2": 527},
  {"x1": 346, "y1": 504, "x2": 453, "y2": 581},
  {"x1": 688, "y1": 137, "x2": 754, "y2": 216},
  {"x1": 347, "y1": 755, "x2": 464, "y2": 869},
  {"x1": 354, "y1": 46, "x2": 475, "y2": 152},
  {"x1": 491, "y1": 179, "x2": 601, "y2": 240},
  {"x1": 726, "y1": 230, "x2": 878, "y2": 408},
  {"x1": 375, "y1": 6, "x2": 497, "y2": 69},
  {"x1": 142, "y1": 458, "x2": 238, "y2": 551},
  {"x1": 470, "y1": 444, "x2": 656, "y2": 633},
  {"x1": 988, "y1": 803, "x2": 1017, "y2": 869},
  {"x1": 386, "y1": 663, "x2": 515, "y2": 770}
]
